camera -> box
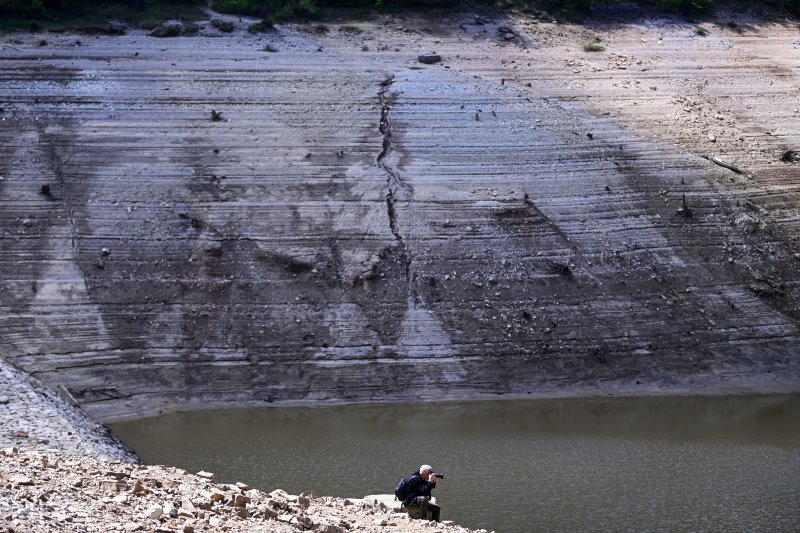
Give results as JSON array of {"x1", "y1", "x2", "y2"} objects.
[{"x1": 431, "y1": 472, "x2": 445, "y2": 479}]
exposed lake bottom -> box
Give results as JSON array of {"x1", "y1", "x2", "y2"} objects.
[{"x1": 109, "y1": 395, "x2": 800, "y2": 532}]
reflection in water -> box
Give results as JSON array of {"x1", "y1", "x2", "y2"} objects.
[{"x1": 110, "y1": 395, "x2": 800, "y2": 532}]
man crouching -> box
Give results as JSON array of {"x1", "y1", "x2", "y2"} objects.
[{"x1": 397, "y1": 464, "x2": 442, "y2": 522}]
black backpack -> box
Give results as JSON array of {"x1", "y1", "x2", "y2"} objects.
[{"x1": 395, "y1": 476, "x2": 412, "y2": 501}]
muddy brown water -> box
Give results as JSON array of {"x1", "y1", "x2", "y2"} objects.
[{"x1": 109, "y1": 395, "x2": 800, "y2": 532}]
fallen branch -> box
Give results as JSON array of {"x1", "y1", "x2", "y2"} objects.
[{"x1": 705, "y1": 155, "x2": 743, "y2": 174}]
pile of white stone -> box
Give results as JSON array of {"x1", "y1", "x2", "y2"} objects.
[
  {"x1": 0, "y1": 448, "x2": 479, "y2": 533},
  {"x1": 0, "y1": 359, "x2": 135, "y2": 463}
]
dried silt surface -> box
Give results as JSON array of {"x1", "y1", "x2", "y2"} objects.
[{"x1": 0, "y1": 12, "x2": 799, "y2": 423}]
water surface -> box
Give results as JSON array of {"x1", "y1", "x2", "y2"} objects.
[{"x1": 110, "y1": 394, "x2": 800, "y2": 532}]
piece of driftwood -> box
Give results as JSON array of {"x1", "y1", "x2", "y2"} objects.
[{"x1": 707, "y1": 155, "x2": 743, "y2": 173}]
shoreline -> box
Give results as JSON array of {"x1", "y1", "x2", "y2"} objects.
[
  {"x1": 99, "y1": 372, "x2": 800, "y2": 423},
  {"x1": 0, "y1": 448, "x2": 474, "y2": 533},
  {"x1": 3, "y1": 357, "x2": 796, "y2": 532}
]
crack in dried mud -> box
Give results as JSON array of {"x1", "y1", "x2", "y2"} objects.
[{"x1": 377, "y1": 74, "x2": 416, "y2": 301}]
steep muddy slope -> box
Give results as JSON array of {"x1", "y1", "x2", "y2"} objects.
[{"x1": 0, "y1": 13, "x2": 798, "y2": 421}]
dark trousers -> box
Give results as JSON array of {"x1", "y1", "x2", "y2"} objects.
[{"x1": 406, "y1": 496, "x2": 441, "y2": 522}]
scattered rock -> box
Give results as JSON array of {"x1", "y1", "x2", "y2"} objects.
[
  {"x1": 780, "y1": 149, "x2": 799, "y2": 162},
  {"x1": 677, "y1": 194, "x2": 693, "y2": 218},
  {"x1": 132, "y1": 479, "x2": 148, "y2": 495},
  {"x1": 211, "y1": 19, "x2": 235, "y2": 33},
  {"x1": 0, "y1": 396, "x2": 9, "y2": 405},
  {"x1": 164, "y1": 502, "x2": 177, "y2": 517},
  {"x1": 196, "y1": 470, "x2": 215, "y2": 480},
  {"x1": 734, "y1": 213, "x2": 764, "y2": 234},
  {"x1": 106, "y1": 22, "x2": 127, "y2": 35},
  {"x1": 180, "y1": 496, "x2": 196, "y2": 513},
  {"x1": 9, "y1": 474, "x2": 33, "y2": 485},
  {"x1": 150, "y1": 22, "x2": 187, "y2": 38},
  {"x1": 202, "y1": 243, "x2": 223, "y2": 257},
  {"x1": 417, "y1": 54, "x2": 441, "y2": 64}
]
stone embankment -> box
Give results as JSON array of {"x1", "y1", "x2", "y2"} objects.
[{"x1": 0, "y1": 448, "x2": 470, "y2": 533}]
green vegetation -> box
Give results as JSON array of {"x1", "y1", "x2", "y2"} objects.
[
  {"x1": 214, "y1": 0, "x2": 317, "y2": 22},
  {"x1": 658, "y1": 0, "x2": 712, "y2": 14},
  {"x1": 583, "y1": 42, "x2": 605, "y2": 51},
  {"x1": 693, "y1": 25, "x2": 709, "y2": 35},
  {"x1": 149, "y1": 20, "x2": 200, "y2": 36},
  {"x1": 0, "y1": 0, "x2": 206, "y2": 32},
  {"x1": 211, "y1": 18, "x2": 235, "y2": 32},
  {"x1": 247, "y1": 19, "x2": 275, "y2": 32},
  {"x1": 1, "y1": 1, "x2": 799, "y2": 32},
  {"x1": 339, "y1": 24, "x2": 362, "y2": 33}
]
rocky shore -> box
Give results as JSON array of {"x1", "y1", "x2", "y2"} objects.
[
  {"x1": 0, "y1": 360, "x2": 476, "y2": 532},
  {"x1": 0, "y1": 448, "x2": 470, "y2": 533}
]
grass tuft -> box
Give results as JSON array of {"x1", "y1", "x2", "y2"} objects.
[
  {"x1": 583, "y1": 42, "x2": 605, "y2": 52},
  {"x1": 248, "y1": 20, "x2": 275, "y2": 33},
  {"x1": 211, "y1": 19, "x2": 235, "y2": 33}
]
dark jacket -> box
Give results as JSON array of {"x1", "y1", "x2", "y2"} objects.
[{"x1": 402, "y1": 472, "x2": 436, "y2": 507}]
